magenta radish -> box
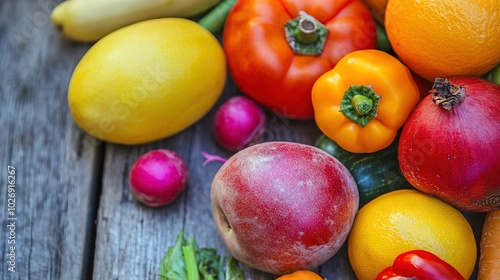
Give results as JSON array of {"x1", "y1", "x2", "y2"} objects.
[
  {"x1": 213, "y1": 95, "x2": 267, "y2": 151},
  {"x1": 129, "y1": 149, "x2": 188, "y2": 207}
]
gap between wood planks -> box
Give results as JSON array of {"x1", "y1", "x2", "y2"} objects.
[{"x1": 82, "y1": 140, "x2": 106, "y2": 280}]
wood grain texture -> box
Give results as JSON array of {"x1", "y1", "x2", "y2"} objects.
[
  {"x1": 1, "y1": 1, "x2": 101, "y2": 279},
  {"x1": 0, "y1": 1, "x2": 484, "y2": 280}
]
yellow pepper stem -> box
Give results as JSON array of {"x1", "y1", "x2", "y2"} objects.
[
  {"x1": 339, "y1": 85, "x2": 381, "y2": 127},
  {"x1": 351, "y1": 95, "x2": 374, "y2": 115}
]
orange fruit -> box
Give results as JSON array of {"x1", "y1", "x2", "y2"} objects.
[
  {"x1": 347, "y1": 189, "x2": 477, "y2": 280},
  {"x1": 276, "y1": 270, "x2": 324, "y2": 280},
  {"x1": 385, "y1": 0, "x2": 500, "y2": 82}
]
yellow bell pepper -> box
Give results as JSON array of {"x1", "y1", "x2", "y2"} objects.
[{"x1": 312, "y1": 49, "x2": 420, "y2": 153}]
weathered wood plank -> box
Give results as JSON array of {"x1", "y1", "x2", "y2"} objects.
[
  {"x1": 92, "y1": 139, "x2": 189, "y2": 279},
  {"x1": 1, "y1": 1, "x2": 486, "y2": 280},
  {"x1": 1, "y1": 1, "x2": 102, "y2": 279}
]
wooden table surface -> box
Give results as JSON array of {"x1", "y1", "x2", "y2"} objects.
[{"x1": 0, "y1": 1, "x2": 486, "y2": 279}]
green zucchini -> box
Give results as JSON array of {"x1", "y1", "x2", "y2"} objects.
[{"x1": 315, "y1": 133, "x2": 414, "y2": 207}]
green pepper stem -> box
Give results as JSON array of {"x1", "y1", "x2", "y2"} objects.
[
  {"x1": 351, "y1": 94, "x2": 374, "y2": 115},
  {"x1": 284, "y1": 11, "x2": 329, "y2": 56},
  {"x1": 339, "y1": 85, "x2": 381, "y2": 127},
  {"x1": 296, "y1": 12, "x2": 319, "y2": 44}
]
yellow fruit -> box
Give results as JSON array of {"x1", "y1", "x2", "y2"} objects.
[
  {"x1": 347, "y1": 189, "x2": 477, "y2": 280},
  {"x1": 385, "y1": 0, "x2": 500, "y2": 82},
  {"x1": 68, "y1": 18, "x2": 226, "y2": 145}
]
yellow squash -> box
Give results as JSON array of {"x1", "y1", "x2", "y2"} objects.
[
  {"x1": 68, "y1": 18, "x2": 226, "y2": 145},
  {"x1": 51, "y1": 0, "x2": 220, "y2": 42}
]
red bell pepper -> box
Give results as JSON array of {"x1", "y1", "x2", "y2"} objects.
[
  {"x1": 222, "y1": 0, "x2": 377, "y2": 119},
  {"x1": 376, "y1": 250, "x2": 465, "y2": 280}
]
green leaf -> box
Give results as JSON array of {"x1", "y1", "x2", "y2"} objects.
[
  {"x1": 197, "y1": 248, "x2": 223, "y2": 280},
  {"x1": 158, "y1": 231, "x2": 245, "y2": 280},
  {"x1": 158, "y1": 232, "x2": 188, "y2": 280},
  {"x1": 225, "y1": 257, "x2": 244, "y2": 280}
]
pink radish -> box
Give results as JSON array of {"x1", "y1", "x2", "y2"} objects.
[
  {"x1": 129, "y1": 149, "x2": 188, "y2": 207},
  {"x1": 213, "y1": 95, "x2": 267, "y2": 151}
]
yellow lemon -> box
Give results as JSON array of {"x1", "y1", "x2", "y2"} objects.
[
  {"x1": 68, "y1": 18, "x2": 226, "y2": 145},
  {"x1": 347, "y1": 189, "x2": 477, "y2": 280}
]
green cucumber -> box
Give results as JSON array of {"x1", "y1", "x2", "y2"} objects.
[
  {"x1": 376, "y1": 22, "x2": 392, "y2": 53},
  {"x1": 487, "y1": 64, "x2": 500, "y2": 85},
  {"x1": 315, "y1": 133, "x2": 414, "y2": 207}
]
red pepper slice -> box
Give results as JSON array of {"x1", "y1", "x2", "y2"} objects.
[{"x1": 375, "y1": 250, "x2": 465, "y2": 280}]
